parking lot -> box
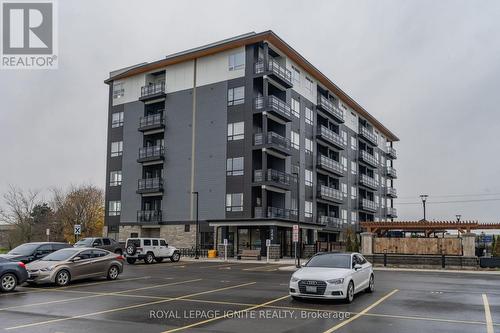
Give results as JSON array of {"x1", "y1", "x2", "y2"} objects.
[{"x1": 0, "y1": 260, "x2": 498, "y2": 333}]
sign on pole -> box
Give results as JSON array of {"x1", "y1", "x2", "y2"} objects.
[
  {"x1": 292, "y1": 224, "x2": 299, "y2": 243},
  {"x1": 223, "y1": 238, "x2": 228, "y2": 262},
  {"x1": 46, "y1": 228, "x2": 50, "y2": 236},
  {"x1": 74, "y1": 224, "x2": 81, "y2": 235},
  {"x1": 266, "y1": 239, "x2": 271, "y2": 263},
  {"x1": 266, "y1": 239, "x2": 271, "y2": 247}
]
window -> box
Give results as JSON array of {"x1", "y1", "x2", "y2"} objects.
[
  {"x1": 305, "y1": 138, "x2": 313, "y2": 154},
  {"x1": 226, "y1": 157, "x2": 244, "y2": 176},
  {"x1": 381, "y1": 176, "x2": 386, "y2": 187},
  {"x1": 111, "y1": 141, "x2": 123, "y2": 157},
  {"x1": 305, "y1": 107, "x2": 313, "y2": 125},
  {"x1": 152, "y1": 239, "x2": 159, "y2": 246},
  {"x1": 226, "y1": 193, "x2": 243, "y2": 212},
  {"x1": 228, "y1": 52, "x2": 245, "y2": 71},
  {"x1": 341, "y1": 209, "x2": 347, "y2": 223},
  {"x1": 109, "y1": 201, "x2": 121, "y2": 216},
  {"x1": 184, "y1": 224, "x2": 190, "y2": 232},
  {"x1": 112, "y1": 82, "x2": 124, "y2": 99},
  {"x1": 341, "y1": 156, "x2": 348, "y2": 171},
  {"x1": 305, "y1": 169, "x2": 313, "y2": 187},
  {"x1": 351, "y1": 211, "x2": 357, "y2": 224},
  {"x1": 227, "y1": 122, "x2": 244, "y2": 141},
  {"x1": 227, "y1": 86, "x2": 245, "y2": 106},
  {"x1": 305, "y1": 201, "x2": 312, "y2": 218},
  {"x1": 351, "y1": 186, "x2": 357, "y2": 199},
  {"x1": 103, "y1": 238, "x2": 111, "y2": 246},
  {"x1": 291, "y1": 66, "x2": 300, "y2": 84},
  {"x1": 291, "y1": 131, "x2": 300, "y2": 150},
  {"x1": 305, "y1": 77, "x2": 313, "y2": 93},
  {"x1": 375, "y1": 151, "x2": 379, "y2": 163},
  {"x1": 381, "y1": 198, "x2": 386, "y2": 208},
  {"x1": 160, "y1": 240, "x2": 167, "y2": 246},
  {"x1": 351, "y1": 162, "x2": 357, "y2": 175},
  {"x1": 291, "y1": 98, "x2": 300, "y2": 118},
  {"x1": 341, "y1": 131, "x2": 347, "y2": 144},
  {"x1": 351, "y1": 137, "x2": 357, "y2": 150},
  {"x1": 381, "y1": 156, "x2": 386, "y2": 167},
  {"x1": 109, "y1": 171, "x2": 122, "y2": 186},
  {"x1": 375, "y1": 195, "x2": 380, "y2": 206},
  {"x1": 112, "y1": 112, "x2": 124, "y2": 128},
  {"x1": 375, "y1": 174, "x2": 379, "y2": 183},
  {"x1": 341, "y1": 183, "x2": 348, "y2": 196},
  {"x1": 143, "y1": 239, "x2": 151, "y2": 246}
]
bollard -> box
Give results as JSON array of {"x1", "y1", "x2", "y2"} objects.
[
  {"x1": 441, "y1": 254, "x2": 445, "y2": 269},
  {"x1": 384, "y1": 253, "x2": 387, "y2": 267}
]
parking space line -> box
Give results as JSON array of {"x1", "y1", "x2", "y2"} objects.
[
  {"x1": 162, "y1": 294, "x2": 290, "y2": 333},
  {"x1": 322, "y1": 289, "x2": 399, "y2": 333},
  {"x1": 242, "y1": 265, "x2": 279, "y2": 271},
  {"x1": 5, "y1": 281, "x2": 256, "y2": 330},
  {"x1": 483, "y1": 294, "x2": 494, "y2": 333},
  {"x1": 0, "y1": 279, "x2": 202, "y2": 312},
  {"x1": 198, "y1": 263, "x2": 241, "y2": 269}
]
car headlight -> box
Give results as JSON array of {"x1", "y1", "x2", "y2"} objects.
[
  {"x1": 290, "y1": 276, "x2": 300, "y2": 283},
  {"x1": 327, "y1": 278, "x2": 344, "y2": 285},
  {"x1": 40, "y1": 266, "x2": 55, "y2": 272}
]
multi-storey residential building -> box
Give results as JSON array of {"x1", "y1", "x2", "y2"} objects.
[{"x1": 104, "y1": 31, "x2": 398, "y2": 257}]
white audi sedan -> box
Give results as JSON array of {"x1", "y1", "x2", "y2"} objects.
[{"x1": 289, "y1": 252, "x2": 374, "y2": 303}]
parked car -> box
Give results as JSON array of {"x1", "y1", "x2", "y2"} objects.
[
  {"x1": 0, "y1": 257, "x2": 29, "y2": 292},
  {"x1": 74, "y1": 237, "x2": 123, "y2": 254},
  {"x1": 289, "y1": 252, "x2": 374, "y2": 303},
  {"x1": 0, "y1": 242, "x2": 72, "y2": 264},
  {"x1": 124, "y1": 238, "x2": 180, "y2": 264},
  {"x1": 26, "y1": 247, "x2": 124, "y2": 286}
]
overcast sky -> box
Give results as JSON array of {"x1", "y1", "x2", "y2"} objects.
[{"x1": 1, "y1": 0, "x2": 499, "y2": 221}]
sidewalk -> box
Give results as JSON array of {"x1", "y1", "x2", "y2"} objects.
[{"x1": 181, "y1": 256, "x2": 297, "y2": 265}]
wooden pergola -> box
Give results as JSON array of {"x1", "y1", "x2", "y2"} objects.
[{"x1": 361, "y1": 220, "x2": 500, "y2": 237}]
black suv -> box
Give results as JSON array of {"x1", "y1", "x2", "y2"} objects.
[
  {"x1": 74, "y1": 237, "x2": 123, "y2": 254},
  {"x1": 0, "y1": 242, "x2": 72, "y2": 264}
]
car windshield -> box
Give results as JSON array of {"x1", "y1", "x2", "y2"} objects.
[
  {"x1": 305, "y1": 254, "x2": 352, "y2": 269},
  {"x1": 42, "y1": 249, "x2": 80, "y2": 261},
  {"x1": 8, "y1": 243, "x2": 39, "y2": 256},
  {"x1": 75, "y1": 238, "x2": 93, "y2": 246}
]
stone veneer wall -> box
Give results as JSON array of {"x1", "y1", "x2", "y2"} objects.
[{"x1": 118, "y1": 225, "x2": 196, "y2": 249}]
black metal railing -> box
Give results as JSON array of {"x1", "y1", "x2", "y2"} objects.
[
  {"x1": 359, "y1": 126, "x2": 378, "y2": 145},
  {"x1": 137, "y1": 177, "x2": 164, "y2": 192},
  {"x1": 254, "y1": 169, "x2": 292, "y2": 186},
  {"x1": 138, "y1": 146, "x2": 165, "y2": 160},
  {"x1": 318, "y1": 125, "x2": 345, "y2": 148},
  {"x1": 178, "y1": 248, "x2": 210, "y2": 257},
  {"x1": 359, "y1": 150, "x2": 378, "y2": 167},
  {"x1": 137, "y1": 210, "x2": 162, "y2": 223},
  {"x1": 254, "y1": 58, "x2": 292, "y2": 85},
  {"x1": 318, "y1": 216, "x2": 343, "y2": 229},
  {"x1": 387, "y1": 146, "x2": 397, "y2": 159},
  {"x1": 318, "y1": 155, "x2": 344, "y2": 176},
  {"x1": 360, "y1": 198, "x2": 377, "y2": 212},
  {"x1": 317, "y1": 95, "x2": 344, "y2": 122},
  {"x1": 359, "y1": 174, "x2": 378, "y2": 189},
  {"x1": 386, "y1": 207, "x2": 397, "y2": 217},
  {"x1": 254, "y1": 206, "x2": 296, "y2": 219},
  {"x1": 139, "y1": 112, "x2": 164, "y2": 129},
  {"x1": 318, "y1": 185, "x2": 344, "y2": 202},
  {"x1": 386, "y1": 166, "x2": 397, "y2": 178},
  {"x1": 255, "y1": 96, "x2": 291, "y2": 118},
  {"x1": 141, "y1": 81, "x2": 165, "y2": 97},
  {"x1": 254, "y1": 132, "x2": 291, "y2": 150},
  {"x1": 386, "y1": 187, "x2": 397, "y2": 197}
]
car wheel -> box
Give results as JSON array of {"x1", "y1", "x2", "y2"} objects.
[
  {"x1": 0, "y1": 273, "x2": 17, "y2": 292},
  {"x1": 115, "y1": 249, "x2": 123, "y2": 255},
  {"x1": 55, "y1": 270, "x2": 71, "y2": 287},
  {"x1": 155, "y1": 258, "x2": 164, "y2": 263},
  {"x1": 144, "y1": 253, "x2": 155, "y2": 264},
  {"x1": 126, "y1": 244, "x2": 137, "y2": 256},
  {"x1": 107, "y1": 265, "x2": 120, "y2": 280},
  {"x1": 126, "y1": 258, "x2": 136, "y2": 264},
  {"x1": 365, "y1": 274, "x2": 374, "y2": 293},
  {"x1": 170, "y1": 252, "x2": 180, "y2": 262},
  {"x1": 345, "y1": 281, "x2": 354, "y2": 303}
]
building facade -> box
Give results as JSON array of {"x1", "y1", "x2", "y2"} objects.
[{"x1": 104, "y1": 31, "x2": 399, "y2": 257}]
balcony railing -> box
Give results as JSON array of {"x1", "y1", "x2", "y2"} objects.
[
  {"x1": 386, "y1": 207, "x2": 398, "y2": 217},
  {"x1": 359, "y1": 150, "x2": 378, "y2": 167},
  {"x1": 140, "y1": 81, "x2": 165, "y2": 98},
  {"x1": 359, "y1": 126, "x2": 378, "y2": 146},
  {"x1": 137, "y1": 210, "x2": 162, "y2": 223},
  {"x1": 386, "y1": 166, "x2": 397, "y2": 179},
  {"x1": 385, "y1": 187, "x2": 397, "y2": 198},
  {"x1": 317, "y1": 155, "x2": 344, "y2": 176},
  {"x1": 360, "y1": 198, "x2": 377, "y2": 212},
  {"x1": 317, "y1": 95, "x2": 344, "y2": 123},
  {"x1": 138, "y1": 146, "x2": 165, "y2": 162},
  {"x1": 254, "y1": 58, "x2": 293, "y2": 87},
  {"x1": 317, "y1": 185, "x2": 344, "y2": 203},
  {"x1": 318, "y1": 216, "x2": 343, "y2": 229},
  {"x1": 254, "y1": 206, "x2": 296, "y2": 219},
  {"x1": 254, "y1": 132, "x2": 291, "y2": 152},
  {"x1": 359, "y1": 174, "x2": 378, "y2": 189},
  {"x1": 387, "y1": 146, "x2": 397, "y2": 159},
  {"x1": 317, "y1": 125, "x2": 346, "y2": 149},
  {"x1": 139, "y1": 112, "x2": 165, "y2": 131},
  {"x1": 255, "y1": 96, "x2": 291, "y2": 119},
  {"x1": 254, "y1": 169, "x2": 292, "y2": 187},
  {"x1": 137, "y1": 177, "x2": 164, "y2": 193}
]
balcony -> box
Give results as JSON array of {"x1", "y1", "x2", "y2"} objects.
[
  {"x1": 253, "y1": 169, "x2": 292, "y2": 190},
  {"x1": 137, "y1": 146, "x2": 165, "y2": 163},
  {"x1": 359, "y1": 126, "x2": 378, "y2": 146},
  {"x1": 359, "y1": 150, "x2": 378, "y2": 168},
  {"x1": 360, "y1": 198, "x2": 377, "y2": 213},
  {"x1": 316, "y1": 125, "x2": 346, "y2": 150},
  {"x1": 317, "y1": 155, "x2": 344, "y2": 177},
  {"x1": 386, "y1": 207, "x2": 398, "y2": 218},
  {"x1": 254, "y1": 206, "x2": 296, "y2": 220},
  {"x1": 317, "y1": 185, "x2": 344, "y2": 204},
  {"x1": 386, "y1": 166, "x2": 397, "y2": 179},
  {"x1": 359, "y1": 174, "x2": 378, "y2": 190},
  {"x1": 137, "y1": 210, "x2": 162, "y2": 223},
  {"x1": 317, "y1": 95, "x2": 344, "y2": 123},
  {"x1": 318, "y1": 216, "x2": 343, "y2": 229},
  {"x1": 385, "y1": 187, "x2": 397, "y2": 198},
  {"x1": 254, "y1": 58, "x2": 293, "y2": 88},
  {"x1": 254, "y1": 96, "x2": 291, "y2": 122},
  {"x1": 137, "y1": 177, "x2": 164, "y2": 194},
  {"x1": 387, "y1": 146, "x2": 397, "y2": 159},
  {"x1": 139, "y1": 81, "x2": 166, "y2": 101},
  {"x1": 253, "y1": 132, "x2": 291, "y2": 156},
  {"x1": 139, "y1": 113, "x2": 165, "y2": 132}
]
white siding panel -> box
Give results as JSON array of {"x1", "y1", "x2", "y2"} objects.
[
  {"x1": 165, "y1": 60, "x2": 194, "y2": 93},
  {"x1": 196, "y1": 46, "x2": 245, "y2": 87},
  {"x1": 112, "y1": 75, "x2": 144, "y2": 106}
]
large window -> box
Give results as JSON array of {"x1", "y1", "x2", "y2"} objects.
[
  {"x1": 351, "y1": 162, "x2": 357, "y2": 175},
  {"x1": 112, "y1": 111, "x2": 124, "y2": 128},
  {"x1": 351, "y1": 136, "x2": 357, "y2": 150},
  {"x1": 109, "y1": 201, "x2": 121, "y2": 216},
  {"x1": 305, "y1": 201, "x2": 312, "y2": 218},
  {"x1": 226, "y1": 157, "x2": 244, "y2": 176},
  {"x1": 291, "y1": 66, "x2": 300, "y2": 84},
  {"x1": 305, "y1": 169, "x2": 313, "y2": 187},
  {"x1": 291, "y1": 131, "x2": 300, "y2": 150},
  {"x1": 228, "y1": 52, "x2": 245, "y2": 71},
  {"x1": 109, "y1": 171, "x2": 122, "y2": 186},
  {"x1": 305, "y1": 107, "x2": 313, "y2": 125},
  {"x1": 112, "y1": 82, "x2": 124, "y2": 99},
  {"x1": 305, "y1": 138, "x2": 313, "y2": 154},
  {"x1": 305, "y1": 77, "x2": 313, "y2": 93},
  {"x1": 111, "y1": 141, "x2": 123, "y2": 157},
  {"x1": 227, "y1": 86, "x2": 245, "y2": 106},
  {"x1": 291, "y1": 98, "x2": 300, "y2": 118},
  {"x1": 227, "y1": 122, "x2": 244, "y2": 141},
  {"x1": 351, "y1": 186, "x2": 357, "y2": 199},
  {"x1": 226, "y1": 193, "x2": 243, "y2": 212}
]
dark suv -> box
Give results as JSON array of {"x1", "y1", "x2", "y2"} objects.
[
  {"x1": 0, "y1": 242, "x2": 72, "y2": 264},
  {"x1": 74, "y1": 237, "x2": 123, "y2": 255}
]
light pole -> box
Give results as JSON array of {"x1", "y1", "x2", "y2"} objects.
[
  {"x1": 419, "y1": 194, "x2": 428, "y2": 221},
  {"x1": 192, "y1": 191, "x2": 199, "y2": 259},
  {"x1": 293, "y1": 167, "x2": 301, "y2": 268},
  {"x1": 456, "y1": 214, "x2": 461, "y2": 222}
]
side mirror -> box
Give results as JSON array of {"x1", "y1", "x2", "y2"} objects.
[
  {"x1": 35, "y1": 250, "x2": 43, "y2": 257},
  {"x1": 301, "y1": 262, "x2": 306, "y2": 267},
  {"x1": 92, "y1": 242, "x2": 99, "y2": 247},
  {"x1": 72, "y1": 256, "x2": 82, "y2": 262},
  {"x1": 354, "y1": 264, "x2": 362, "y2": 271}
]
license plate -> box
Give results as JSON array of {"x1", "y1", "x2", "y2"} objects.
[{"x1": 305, "y1": 286, "x2": 317, "y2": 293}]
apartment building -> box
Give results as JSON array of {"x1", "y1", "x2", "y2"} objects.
[{"x1": 104, "y1": 31, "x2": 398, "y2": 257}]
